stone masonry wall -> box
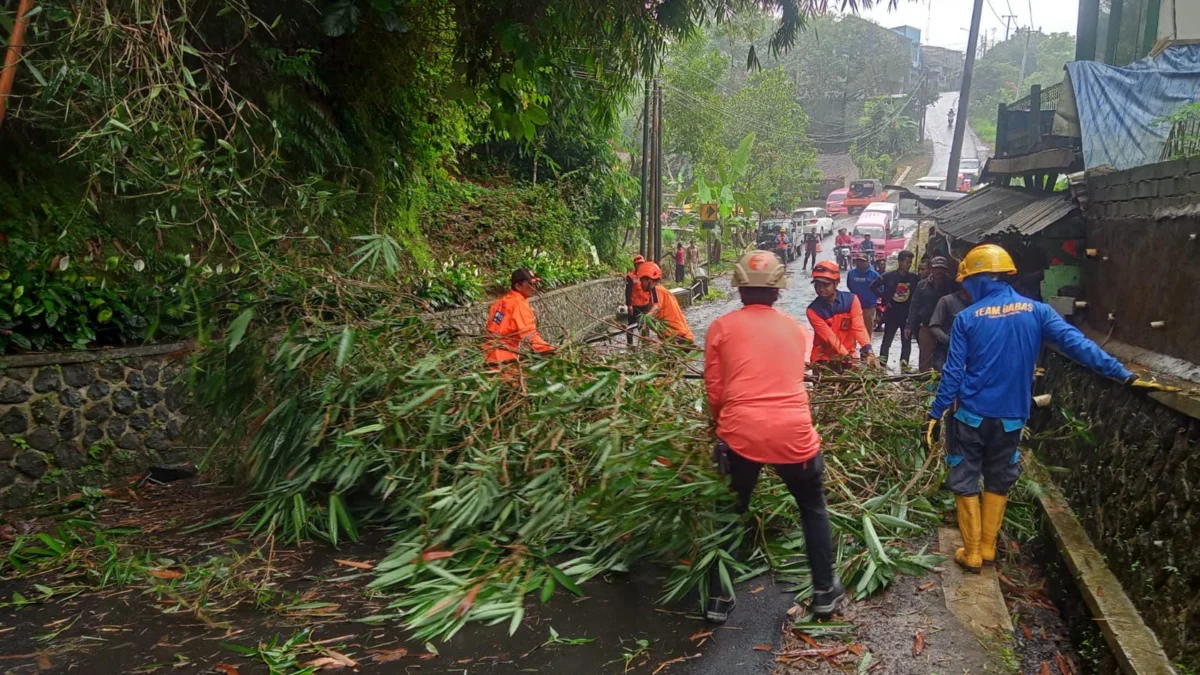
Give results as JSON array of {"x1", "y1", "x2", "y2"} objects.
[
  {"x1": 426, "y1": 276, "x2": 626, "y2": 342},
  {"x1": 0, "y1": 343, "x2": 192, "y2": 509},
  {"x1": 1029, "y1": 351, "x2": 1200, "y2": 670}
]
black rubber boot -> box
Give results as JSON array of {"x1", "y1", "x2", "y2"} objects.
[{"x1": 809, "y1": 579, "x2": 845, "y2": 619}]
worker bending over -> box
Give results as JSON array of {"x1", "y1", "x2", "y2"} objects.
[
  {"x1": 638, "y1": 261, "x2": 694, "y2": 344},
  {"x1": 926, "y1": 244, "x2": 1165, "y2": 574},
  {"x1": 806, "y1": 261, "x2": 876, "y2": 368},
  {"x1": 704, "y1": 250, "x2": 843, "y2": 623},
  {"x1": 485, "y1": 268, "x2": 555, "y2": 365}
]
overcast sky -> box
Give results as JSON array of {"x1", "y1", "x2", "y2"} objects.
[{"x1": 857, "y1": 0, "x2": 1079, "y2": 50}]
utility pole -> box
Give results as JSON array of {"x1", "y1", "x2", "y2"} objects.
[
  {"x1": 947, "y1": 0, "x2": 986, "y2": 191},
  {"x1": 639, "y1": 78, "x2": 650, "y2": 257},
  {"x1": 1002, "y1": 14, "x2": 1017, "y2": 41},
  {"x1": 0, "y1": 0, "x2": 36, "y2": 130},
  {"x1": 652, "y1": 83, "x2": 664, "y2": 264},
  {"x1": 1016, "y1": 26, "x2": 1032, "y2": 91}
]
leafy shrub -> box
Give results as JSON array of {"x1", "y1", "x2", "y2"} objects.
[
  {"x1": 413, "y1": 260, "x2": 484, "y2": 310},
  {"x1": 502, "y1": 248, "x2": 597, "y2": 291},
  {"x1": 0, "y1": 238, "x2": 197, "y2": 353}
]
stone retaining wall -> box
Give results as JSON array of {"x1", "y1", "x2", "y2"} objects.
[
  {"x1": 1029, "y1": 350, "x2": 1200, "y2": 670},
  {"x1": 0, "y1": 343, "x2": 192, "y2": 509},
  {"x1": 426, "y1": 276, "x2": 626, "y2": 342}
]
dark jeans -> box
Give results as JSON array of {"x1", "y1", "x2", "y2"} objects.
[
  {"x1": 802, "y1": 248, "x2": 817, "y2": 270},
  {"x1": 945, "y1": 416, "x2": 1023, "y2": 496},
  {"x1": 675, "y1": 264, "x2": 686, "y2": 282},
  {"x1": 879, "y1": 310, "x2": 912, "y2": 365},
  {"x1": 709, "y1": 445, "x2": 835, "y2": 594},
  {"x1": 626, "y1": 304, "x2": 649, "y2": 346}
]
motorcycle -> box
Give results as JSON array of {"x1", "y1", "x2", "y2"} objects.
[
  {"x1": 947, "y1": 110, "x2": 955, "y2": 129},
  {"x1": 835, "y1": 245, "x2": 852, "y2": 270}
]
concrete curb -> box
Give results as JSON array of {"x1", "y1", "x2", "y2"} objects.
[
  {"x1": 1027, "y1": 458, "x2": 1177, "y2": 675},
  {"x1": 1, "y1": 341, "x2": 193, "y2": 368}
]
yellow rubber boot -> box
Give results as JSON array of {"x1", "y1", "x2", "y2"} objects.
[
  {"x1": 953, "y1": 494, "x2": 983, "y2": 573},
  {"x1": 980, "y1": 492, "x2": 1009, "y2": 564}
]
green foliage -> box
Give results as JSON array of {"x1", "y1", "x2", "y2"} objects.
[
  {"x1": 1156, "y1": 102, "x2": 1200, "y2": 160},
  {"x1": 968, "y1": 32, "x2": 1076, "y2": 146},
  {"x1": 0, "y1": 238, "x2": 199, "y2": 352},
  {"x1": 850, "y1": 97, "x2": 918, "y2": 181}
]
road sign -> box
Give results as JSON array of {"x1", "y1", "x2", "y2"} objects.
[{"x1": 699, "y1": 203, "x2": 718, "y2": 223}]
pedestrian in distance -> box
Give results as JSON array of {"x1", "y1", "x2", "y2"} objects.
[
  {"x1": 873, "y1": 250, "x2": 920, "y2": 369},
  {"x1": 923, "y1": 244, "x2": 1172, "y2": 575},
  {"x1": 686, "y1": 240, "x2": 700, "y2": 276},
  {"x1": 927, "y1": 285, "x2": 972, "y2": 372},
  {"x1": 802, "y1": 229, "x2": 819, "y2": 271},
  {"x1": 674, "y1": 242, "x2": 687, "y2": 283},
  {"x1": 703, "y1": 250, "x2": 844, "y2": 624},
  {"x1": 638, "y1": 261, "x2": 694, "y2": 344},
  {"x1": 484, "y1": 268, "x2": 555, "y2": 366},
  {"x1": 806, "y1": 261, "x2": 877, "y2": 369},
  {"x1": 906, "y1": 256, "x2": 957, "y2": 372},
  {"x1": 846, "y1": 253, "x2": 882, "y2": 333},
  {"x1": 625, "y1": 254, "x2": 651, "y2": 346}
]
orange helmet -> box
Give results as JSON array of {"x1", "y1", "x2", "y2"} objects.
[
  {"x1": 633, "y1": 254, "x2": 646, "y2": 265},
  {"x1": 811, "y1": 261, "x2": 840, "y2": 284},
  {"x1": 637, "y1": 261, "x2": 663, "y2": 280}
]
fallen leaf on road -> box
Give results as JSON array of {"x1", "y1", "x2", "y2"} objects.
[
  {"x1": 1039, "y1": 662, "x2": 1052, "y2": 675},
  {"x1": 457, "y1": 583, "x2": 482, "y2": 616},
  {"x1": 1096, "y1": 586, "x2": 1104, "y2": 597},
  {"x1": 917, "y1": 581, "x2": 935, "y2": 592},
  {"x1": 752, "y1": 644, "x2": 773, "y2": 651},
  {"x1": 786, "y1": 605, "x2": 801, "y2": 617},
  {"x1": 1021, "y1": 623, "x2": 1033, "y2": 640},
  {"x1": 688, "y1": 630, "x2": 713, "y2": 642},
  {"x1": 1041, "y1": 627, "x2": 1048, "y2": 640},
  {"x1": 334, "y1": 559, "x2": 374, "y2": 570},
  {"x1": 324, "y1": 651, "x2": 357, "y2": 667},
  {"x1": 1054, "y1": 651, "x2": 1077, "y2": 675},
  {"x1": 911, "y1": 629, "x2": 926, "y2": 657},
  {"x1": 847, "y1": 643, "x2": 865, "y2": 657},
  {"x1": 35, "y1": 654, "x2": 51, "y2": 671},
  {"x1": 419, "y1": 653, "x2": 437, "y2": 661},
  {"x1": 750, "y1": 585, "x2": 765, "y2": 594},
  {"x1": 654, "y1": 456, "x2": 673, "y2": 467},
  {"x1": 369, "y1": 648, "x2": 408, "y2": 663},
  {"x1": 146, "y1": 569, "x2": 184, "y2": 580},
  {"x1": 212, "y1": 665, "x2": 239, "y2": 675},
  {"x1": 302, "y1": 657, "x2": 350, "y2": 671},
  {"x1": 798, "y1": 634, "x2": 821, "y2": 649}
]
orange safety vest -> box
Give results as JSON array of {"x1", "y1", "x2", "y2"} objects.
[
  {"x1": 650, "y1": 287, "x2": 694, "y2": 343},
  {"x1": 806, "y1": 291, "x2": 871, "y2": 363},
  {"x1": 484, "y1": 291, "x2": 554, "y2": 364},
  {"x1": 627, "y1": 271, "x2": 651, "y2": 307}
]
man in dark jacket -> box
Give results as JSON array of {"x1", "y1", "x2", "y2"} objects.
[
  {"x1": 906, "y1": 256, "x2": 956, "y2": 372},
  {"x1": 872, "y1": 250, "x2": 920, "y2": 369}
]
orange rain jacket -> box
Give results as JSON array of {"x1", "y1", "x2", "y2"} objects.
[
  {"x1": 806, "y1": 290, "x2": 872, "y2": 363},
  {"x1": 650, "y1": 286, "x2": 694, "y2": 343},
  {"x1": 484, "y1": 290, "x2": 554, "y2": 364},
  {"x1": 704, "y1": 305, "x2": 820, "y2": 464},
  {"x1": 626, "y1": 271, "x2": 651, "y2": 308}
]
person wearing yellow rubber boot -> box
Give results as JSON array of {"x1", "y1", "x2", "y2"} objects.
[{"x1": 921, "y1": 244, "x2": 1167, "y2": 573}]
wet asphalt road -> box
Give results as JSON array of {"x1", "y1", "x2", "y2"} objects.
[{"x1": 927, "y1": 91, "x2": 988, "y2": 183}]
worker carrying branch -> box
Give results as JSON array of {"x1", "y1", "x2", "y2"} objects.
[
  {"x1": 806, "y1": 261, "x2": 876, "y2": 368},
  {"x1": 925, "y1": 244, "x2": 1168, "y2": 574},
  {"x1": 484, "y1": 268, "x2": 555, "y2": 365},
  {"x1": 703, "y1": 250, "x2": 843, "y2": 623},
  {"x1": 637, "y1": 261, "x2": 694, "y2": 344}
]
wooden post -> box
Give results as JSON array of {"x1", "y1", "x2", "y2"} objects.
[
  {"x1": 995, "y1": 102, "x2": 1009, "y2": 157},
  {"x1": 1029, "y1": 85, "x2": 1042, "y2": 151},
  {"x1": 0, "y1": 0, "x2": 36, "y2": 130}
]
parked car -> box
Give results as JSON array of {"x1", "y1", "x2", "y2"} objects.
[
  {"x1": 914, "y1": 176, "x2": 946, "y2": 190},
  {"x1": 825, "y1": 188, "x2": 849, "y2": 216},
  {"x1": 843, "y1": 179, "x2": 887, "y2": 215},
  {"x1": 756, "y1": 219, "x2": 794, "y2": 262},
  {"x1": 960, "y1": 157, "x2": 980, "y2": 178},
  {"x1": 791, "y1": 207, "x2": 834, "y2": 238}
]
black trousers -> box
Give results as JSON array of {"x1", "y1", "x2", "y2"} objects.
[
  {"x1": 709, "y1": 446, "x2": 835, "y2": 594},
  {"x1": 879, "y1": 309, "x2": 912, "y2": 364},
  {"x1": 675, "y1": 264, "x2": 686, "y2": 282},
  {"x1": 802, "y1": 248, "x2": 818, "y2": 270},
  {"x1": 945, "y1": 416, "x2": 1023, "y2": 496},
  {"x1": 626, "y1": 304, "x2": 649, "y2": 346}
]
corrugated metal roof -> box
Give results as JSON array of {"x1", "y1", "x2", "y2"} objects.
[
  {"x1": 932, "y1": 186, "x2": 1075, "y2": 243},
  {"x1": 986, "y1": 195, "x2": 1079, "y2": 238}
]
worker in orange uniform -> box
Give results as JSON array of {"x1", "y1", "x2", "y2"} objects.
[
  {"x1": 638, "y1": 261, "x2": 694, "y2": 344},
  {"x1": 625, "y1": 254, "x2": 651, "y2": 345},
  {"x1": 805, "y1": 261, "x2": 876, "y2": 367},
  {"x1": 484, "y1": 268, "x2": 555, "y2": 365},
  {"x1": 703, "y1": 250, "x2": 843, "y2": 624}
]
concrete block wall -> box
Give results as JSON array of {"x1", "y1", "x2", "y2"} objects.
[
  {"x1": 1083, "y1": 160, "x2": 1200, "y2": 364},
  {"x1": 425, "y1": 276, "x2": 626, "y2": 342},
  {"x1": 0, "y1": 343, "x2": 191, "y2": 509},
  {"x1": 1030, "y1": 351, "x2": 1200, "y2": 670}
]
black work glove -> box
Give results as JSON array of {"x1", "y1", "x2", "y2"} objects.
[
  {"x1": 712, "y1": 440, "x2": 732, "y2": 476},
  {"x1": 921, "y1": 416, "x2": 941, "y2": 451}
]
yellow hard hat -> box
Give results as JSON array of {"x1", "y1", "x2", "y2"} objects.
[
  {"x1": 956, "y1": 243, "x2": 1017, "y2": 282},
  {"x1": 732, "y1": 250, "x2": 790, "y2": 289}
]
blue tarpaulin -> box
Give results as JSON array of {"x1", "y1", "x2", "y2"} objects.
[{"x1": 1066, "y1": 45, "x2": 1200, "y2": 171}]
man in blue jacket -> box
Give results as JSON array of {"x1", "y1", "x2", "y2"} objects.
[{"x1": 924, "y1": 244, "x2": 1169, "y2": 573}]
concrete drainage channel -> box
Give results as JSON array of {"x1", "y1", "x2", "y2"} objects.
[{"x1": 1023, "y1": 458, "x2": 1176, "y2": 675}]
